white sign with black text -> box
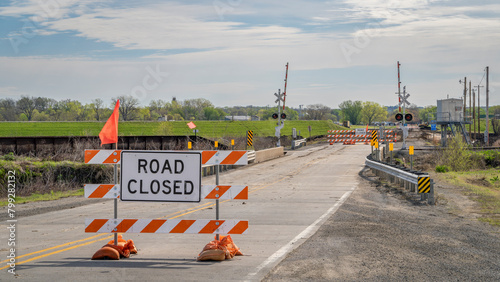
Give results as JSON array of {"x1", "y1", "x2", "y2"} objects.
[{"x1": 120, "y1": 151, "x2": 201, "y2": 202}]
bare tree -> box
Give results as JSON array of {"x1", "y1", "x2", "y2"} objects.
[
  {"x1": 17, "y1": 96, "x2": 36, "y2": 121},
  {"x1": 91, "y1": 98, "x2": 104, "y2": 121},
  {"x1": 0, "y1": 99, "x2": 18, "y2": 121},
  {"x1": 112, "y1": 96, "x2": 139, "y2": 121},
  {"x1": 306, "y1": 104, "x2": 331, "y2": 120}
]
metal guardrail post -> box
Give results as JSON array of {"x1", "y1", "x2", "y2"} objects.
[{"x1": 429, "y1": 180, "x2": 435, "y2": 205}]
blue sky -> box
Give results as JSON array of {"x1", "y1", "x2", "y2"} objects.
[{"x1": 0, "y1": 0, "x2": 499, "y2": 109}]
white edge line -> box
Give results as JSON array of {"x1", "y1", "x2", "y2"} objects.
[{"x1": 245, "y1": 189, "x2": 355, "y2": 281}]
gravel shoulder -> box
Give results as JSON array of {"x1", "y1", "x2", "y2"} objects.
[{"x1": 263, "y1": 166, "x2": 500, "y2": 281}]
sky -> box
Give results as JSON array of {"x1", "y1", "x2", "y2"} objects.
[{"x1": 0, "y1": 0, "x2": 499, "y2": 109}]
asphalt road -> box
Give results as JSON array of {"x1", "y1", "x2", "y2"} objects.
[{"x1": 0, "y1": 143, "x2": 369, "y2": 281}]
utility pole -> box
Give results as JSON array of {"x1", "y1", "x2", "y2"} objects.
[
  {"x1": 473, "y1": 89, "x2": 476, "y2": 141},
  {"x1": 486, "y1": 66, "x2": 490, "y2": 146},
  {"x1": 469, "y1": 81, "x2": 472, "y2": 140},
  {"x1": 463, "y1": 77, "x2": 467, "y2": 120},
  {"x1": 475, "y1": 84, "x2": 484, "y2": 139}
]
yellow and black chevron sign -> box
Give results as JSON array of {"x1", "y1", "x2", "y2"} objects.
[
  {"x1": 371, "y1": 130, "x2": 378, "y2": 146},
  {"x1": 418, "y1": 176, "x2": 431, "y2": 193},
  {"x1": 247, "y1": 130, "x2": 254, "y2": 147}
]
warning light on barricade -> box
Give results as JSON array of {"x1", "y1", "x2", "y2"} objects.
[
  {"x1": 280, "y1": 113, "x2": 286, "y2": 119},
  {"x1": 395, "y1": 113, "x2": 403, "y2": 121},
  {"x1": 272, "y1": 113, "x2": 278, "y2": 119},
  {"x1": 405, "y1": 113, "x2": 413, "y2": 121}
]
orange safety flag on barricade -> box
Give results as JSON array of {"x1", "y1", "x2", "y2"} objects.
[
  {"x1": 99, "y1": 100, "x2": 120, "y2": 146},
  {"x1": 187, "y1": 121, "x2": 196, "y2": 129}
]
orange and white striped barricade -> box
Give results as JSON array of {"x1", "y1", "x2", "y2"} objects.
[
  {"x1": 85, "y1": 184, "x2": 120, "y2": 199},
  {"x1": 201, "y1": 150, "x2": 247, "y2": 165},
  {"x1": 84, "y1": 150, "x2": 122, "y2": 164},
  {"x1": 84, "y1": 149, "x2": 248, "y2": 165},
  {"x1": 85, "y1": 184, "x2": 248, "y2": 200},
  {"x1": 83, "y1": 149, "x2": 250, "y2": 251},
  {"x1": 85, "y1": 219, "x2": 248, "y2": 234}
]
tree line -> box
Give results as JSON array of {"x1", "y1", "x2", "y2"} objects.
[{"x1": 0, "y1": 95, "x2": 443, "y2": 124}]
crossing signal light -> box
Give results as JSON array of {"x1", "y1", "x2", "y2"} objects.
[
  {"x1": 395, "y1": 113, "x2": 403, "y2": 121},
  {"x1": 405, "y1": 113, "x2": 413, "y2": 121},
  {"x1": 281, "y1": 113, "x2": 286, "y2": 119},
  {"x1": 272, "y1": 113, "x2": 278, "y2": 119}
]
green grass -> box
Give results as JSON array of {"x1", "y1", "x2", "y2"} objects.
[
  {"x1": 439, "y1": 170, "x2": 500, "y2": 226},
  {"x1": 0, "y1": 189, "x2": 84, "y2": 207},
  {"x1": 0, "y1": 120, "x2": 342, "y2": 138}
]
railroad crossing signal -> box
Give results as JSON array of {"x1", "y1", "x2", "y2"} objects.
[
  {"x1": 405, "y1": 113, "x2": 413, "y2": 121},
  {"x1": 247, "y1": 130, "x2": 254, "y2": 147},
  {"x1": 395, "y1": 113, "x2": 403, "y2": 121},
  {"x1": 274, "y1": 91, "x2": 284, "y2": 103},
  {"x1": 397, "y1": 86, "x2": 410, "y2": 107},
  {"x1": 418, "y1": 176, "x2": 431, "y2": 193}
]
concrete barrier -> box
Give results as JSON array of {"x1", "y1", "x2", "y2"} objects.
[{"x1": 255, "y1": 147, "x2": 284, "y2": 163}]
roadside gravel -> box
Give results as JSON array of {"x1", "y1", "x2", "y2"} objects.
[{"x1": 263, "y1": 167, "x2": 500, "y2": 281}]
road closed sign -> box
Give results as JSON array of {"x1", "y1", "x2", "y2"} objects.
[{"x1": 120, "y1": 151, "x2": 202, "y2": 202}]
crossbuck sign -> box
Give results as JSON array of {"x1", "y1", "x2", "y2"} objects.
[{"x1": 120, "y1": 151, "x2": 202, "y2": 202}]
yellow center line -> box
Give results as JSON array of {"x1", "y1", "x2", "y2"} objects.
[
  {"x1": 0, "y1": 201, "x2": 216, "y2": 269},
  {"x1": 0, "y1": 233, "x2": 107, "y2": 265},
  {"x1": 2, "y1": 156, "x2": 325, "y2": 269}
]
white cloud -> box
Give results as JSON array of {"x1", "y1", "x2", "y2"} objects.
[{"x1": 0, "y1": 0, "x2": 499, "y2": 109}]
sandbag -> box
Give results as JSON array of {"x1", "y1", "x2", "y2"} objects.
[
  {"x1": 219, "y1": 235, "x2": 243, "y2": 256},
  {"x1": 91, "y1": 246, "x2": 120, "y2": 260},
  {"x1": 197, "y1": 235, "x2": 243, "y2": 261},
  {"x1": 197, "y1": 249, "x2": 226, "y2": 261},
  {"x1": 91, "y1": 235, "x2": 138, "y2": 260}
]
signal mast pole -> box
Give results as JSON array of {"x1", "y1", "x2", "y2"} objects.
[
  {"x1": 398, "y1": 61, "x2": 401, "y2": 113},
  {"x1": 283, "y1": 62, "x2": 289, "y2": 110},
  {"x1": 397, "y1": 61, "x2": 408, "y2": 149}
]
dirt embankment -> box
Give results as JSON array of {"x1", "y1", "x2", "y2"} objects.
[{"x1": 263, "y1": 167, "x2": 500, "y2": 281}]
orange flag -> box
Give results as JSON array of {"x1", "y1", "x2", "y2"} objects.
[
  {"x1": 187, "y1": 121, "x2": 196, "y2": 129},
  {"x1": 99, "y1": 100, "x2": 120, "y2": 146}
]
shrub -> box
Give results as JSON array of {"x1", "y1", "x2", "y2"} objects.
[{"x1": 435, "y1": 165, "x2": 450, "y2": 173}]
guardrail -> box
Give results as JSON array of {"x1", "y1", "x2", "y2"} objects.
[
  {"x1": 291, "y1": 138, "x2": 306, "y2": 150},
  {"x1": 247, "y1": 150, "x2": 256, "y2": 162},
  {"x1": 365, "y1": 155, "x2": 435, "y2": 205}
]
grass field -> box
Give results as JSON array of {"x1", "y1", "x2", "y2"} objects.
[
  {"x1": 437, "y1": 170, "x2": 500, "y2": 226},
  {"x1": 0, "y1": 120, "x2": 342, "y2": 138}
]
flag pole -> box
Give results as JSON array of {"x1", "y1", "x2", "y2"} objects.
[{"x1": 113, "y1": 141, "x2": 118, "y2": 245}]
